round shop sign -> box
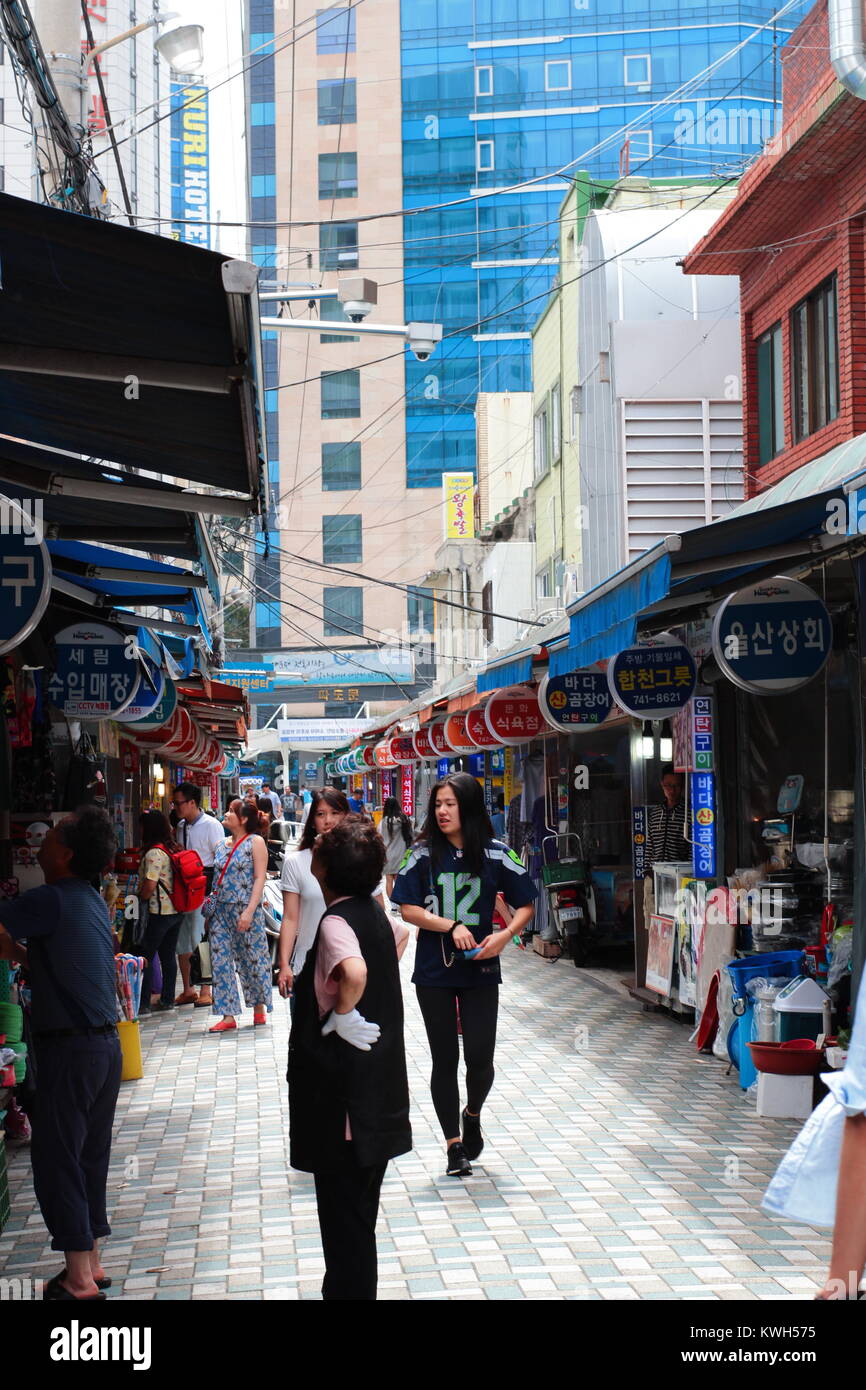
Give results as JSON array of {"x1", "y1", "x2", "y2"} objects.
[
  {"x1": 127, "y1": 676, "x2": 177, "y2": 731},
  {"x1": 0, "y1": 496, "x2": 52, "y2": 656},
  {"x1": 711, "y1": 576, "x2": 832, "y2": 695},
  {"x1": 374, "y1": 741, "x2": 397, "y2": 769},
  {"x1": 48, "y1": 621, "x2": 141, "y2": 719},
  {"x1": 412, "y1": 726, "x2": 439, "y2": 760},
  {"x1": 607, "y1": 642, "x2": 696, "y2": 719},
  {"x1": 428, "y1": 719, "x2": 451, "y2": 756},
  {"x1": 443, "y1": 712, "x2": 476, "y2": 753},
  {"x1": 464, "y1": 704, "x2": 501, "y2": 750},
  {"x1": 484, "y1": 685, "x2": 547, "y2": 747},
  {"x1": 219, "y1": 755, "x2": 239, "y2": 778},
  {"x1": 389, "y1": 735, "x2": 417, "y2": 764},
  {"x1": 325, "y1": 761, "x2": 336, "y2": 778},
  {"x1": 114, "y1": 650, "x2": 166, "y2": 724},
  {"x1": 538, "y1": 670, "x2": 613, "y2": 731},
  {"x1": 347, "y1": 747, "x2": 367, "y2": 772},
  {"x1": 360, "y1": 744, "x2": 376, "y2": 768}
]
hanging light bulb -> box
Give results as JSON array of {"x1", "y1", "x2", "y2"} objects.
[
  {"x1": 660, "y1": 732, "x2": 673, "y2": 762},
  {"x1": 152, "y1": 762, "x2": 164, "y2": 781},
  {"x1": 641, "y1": 722, "x2": 654, "y2": 760}
]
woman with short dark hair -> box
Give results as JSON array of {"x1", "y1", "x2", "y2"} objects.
[
  {"x1": 138, "y1": 809, "x2": 184, "y2": 1016},
  {"x1": 391, "y1": 771, "x2": 536, "y2": 1177},
  {"x1": 289, "y1": 815, "x2": 410, "y2": 1301}
]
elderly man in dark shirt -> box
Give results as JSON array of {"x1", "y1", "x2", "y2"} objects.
[{"x1": 0, "y1": 806, "x2": 121, "y2": 1301}]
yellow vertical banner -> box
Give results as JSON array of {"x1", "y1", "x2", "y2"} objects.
[
  {"x1": 503, "y1": 747, "x2": 514, "y2": 805},
  {"x1": 443, "y1": 472, "x2": 476, "y2": 540}
]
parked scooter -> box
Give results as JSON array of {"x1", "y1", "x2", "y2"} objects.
[{"x1": 541, "y1": 833, "x2": 595, "y2": 966}]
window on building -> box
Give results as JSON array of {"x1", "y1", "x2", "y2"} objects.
[
  {"x1": 323, "y1": 585, "x2": 363, "y2": 635},
  {"x1": 475, "y1": 65, "x2": 493, "y2": 97},
  {"x1": 318, "y1": 151, "x2": 358, "y2": 200},
  {"x1": 545, "y1": 59, "x2": 571, "y2": 92},
  {"x1": 551, "y1": 381, "x2": 562, "y2": 462},
  {"x1": 321, "y1": 368, "x2": 360, "y2": 418},
  {"x1": 624, "y1": 54, "x2": 651, "y2": 87},
  {"x1": 320, "y1": 300, "x2": 360, "y2": 344},
  {"x1": 319, "y1": 221, "x2": 359, "y2": 270},
  {"x1": 322, "y1": 441, "x2": 362, "y2": 490},
  {"x1": 756, "y1": 322, "x2": 784, "y2": 466},
  {"x1": 407, "y1": 585, "x2": 434, "y2": 634},
  {"x1": 323, "y1": 515, "x2": 362, "y2": 564},
  {"x1": 535, "y1": 564, "x2": 552, "y2": 600},
  {"x1": 533, "y1": 404, "x2": 549, "y2": 479},
  {"x1": 316, "y1": 6, "x2": 355, "y2": 54},
  {"x1": 476, "y1": 140, "x2": 495, "y2": 173},
  {"x1": 628, "y1": 130, "x2": 653, "y2": 161},
  {"x1": 791, "y1": 276, "x2": 838, "y2": 442},
  {"x1": 317, "y1": 77, "x2": 356, "y2": 125},
  {"x1": 481, "y1": 580, "x2": 494, "y2": 646}
]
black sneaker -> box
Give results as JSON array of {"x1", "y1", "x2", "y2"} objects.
[
  {"x1": 152, "y1": 1000, "x2": 175, "y2": 1013},
  {"x1": 446, "y1": 1142, "x2": 472, "y2": 1177},
  {"x1": 461, "y1": 1108, "x2": 484, "y2": 1161}
]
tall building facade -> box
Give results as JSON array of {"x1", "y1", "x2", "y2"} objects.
[{"x1": 400, "y1": 0, "x2": 796, "y2": 489}]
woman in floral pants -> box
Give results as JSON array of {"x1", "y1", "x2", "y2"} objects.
[{"x1": 208, "y1": 799, "x2": 272, "y2": 1034}]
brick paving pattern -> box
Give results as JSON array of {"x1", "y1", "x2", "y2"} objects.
[{"x1": 0, "y1": 940, "x2": 832, "y2": 1300}]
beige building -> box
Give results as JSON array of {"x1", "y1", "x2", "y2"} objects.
[{"x1": 266, "y1": 0, "x2": 440, "y2": 716}]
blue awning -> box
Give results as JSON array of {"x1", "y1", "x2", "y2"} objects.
[
  {"x1": 554, "y1": 548, "x2": 674, "y2": 674},
  {"x1": 476, "y1": 653, "x2": 534, "y2": 693},
  {"x1": 47, "y1": 540, "x2": 212, "y2": 646}
]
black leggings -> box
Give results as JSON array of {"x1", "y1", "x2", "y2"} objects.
[{"x1": 415, "y1": 985, "x2": 499, "y2": 1141}]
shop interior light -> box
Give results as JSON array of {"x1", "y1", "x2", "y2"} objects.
[
  {"x1": 660, "y1": 734, "x2": 673, "y2": 761},
  {"x1": 153, "y1": 762, "x2": 164, "y2": 780},
  {"x1": 156, "y1": 781, "x2": 166, "y2": 797},
  {"x1": 641, "y1": 723, "x2": 654, "y2": 759}
]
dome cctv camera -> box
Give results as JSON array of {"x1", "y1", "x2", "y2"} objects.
[
  {"x1": 408, "y1": 321, "x2": 443, "y2": 362},
  {"x1": 338, "y1": 275, "x2": 378, "y2": 323}
]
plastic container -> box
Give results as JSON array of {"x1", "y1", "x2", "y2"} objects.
[
  {"x1": 773, "y1": 976, "x2": 830, "y2": 1043},
  {"x1": 118, "y1": 1019, "x2": 143, "y2": 1082},
  {"x1": 748, "y1": 1039, "x2": 825, "y2": 1075},
  {"x1": 727, "y1": 950, "x2": 804, "y2": 1001}
]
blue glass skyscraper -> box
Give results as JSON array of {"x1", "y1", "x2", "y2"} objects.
[{"x1": 400, "y1": 0, "x2": 801, "y2": 488}]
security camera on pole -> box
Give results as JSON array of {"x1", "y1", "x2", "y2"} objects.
[{"x1": 259, "y1": 276, "x2": 442, "y2": 361}]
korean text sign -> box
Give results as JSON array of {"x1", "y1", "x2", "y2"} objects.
[
  {"x1": 711, "y1": 577, "x2": 831, "y2": 694},
  {"x1": 608, "y1": 643, "x2": 696, "y2": 718},
  {"x1": 539, "y1": 670, "x2": 613, "y2": 730}
]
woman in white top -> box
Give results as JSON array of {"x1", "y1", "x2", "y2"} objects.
[{"x1": 278, "y1": 788, "x2": 385, "y2": 999}]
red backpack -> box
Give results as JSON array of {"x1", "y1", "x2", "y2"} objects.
[{"x1": 155, "y1": 844, "x2": 207, "y2": 913}]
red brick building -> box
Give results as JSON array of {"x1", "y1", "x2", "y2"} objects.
[{"x1": 683, "y1": 0, "x2": 866, "y2": 495}]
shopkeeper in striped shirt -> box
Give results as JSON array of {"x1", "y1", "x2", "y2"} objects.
[{"x1": 646, "y1": 765, "x2": 691, "y2": 866}]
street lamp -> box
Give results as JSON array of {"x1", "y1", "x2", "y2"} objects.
[{"x1": 85, "y1": 12, "x2": 204, "y2": 74}]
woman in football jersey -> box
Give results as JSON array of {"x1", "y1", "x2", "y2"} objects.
[{"x1": 391, "y1": 772, "x2": 536, "y2": 1177}]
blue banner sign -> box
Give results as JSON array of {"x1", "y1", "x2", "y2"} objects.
[
  {"x1": 691, "y1": 770, "x2": 717, "y2": 879},
  {"x1": 711, "y1": 576, "x2": 831, "y2": 695},
  {"x1": 539, "y1": 670, "x2": 613, "y2": 730},
  {"x1": 608, "y1": 642, "x2": 696, "y2": 718},
  {"x1": 171, "y1": 80, "x2": 209, "y2": 247},
  {"x1": 48, "y1": 621, "x2": 140, "y2": 719},
  {"x1": 632, "y1": 805, "x2": 647, "y2": 881}
]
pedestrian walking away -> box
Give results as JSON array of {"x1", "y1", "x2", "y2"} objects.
[
  {"x1": 278, "y1": 788, "x2": 384, "y2": 1006},
  {"x1": 137, "y1": 810, "x2": 186, "y2": 1016},
  {"x1": 207, "y1": 800, "x2": 273, "y2": 1034},
  {"x1": 0, "y1": 807, "x2": 122, "y2": 1301},
  {"x1": 173, "y1": 783, "x2": 225, "y2": 1008},
  {"x1": 288, "y1": 815, "x2": 411, "y2": 1300},
  {"x1": 379, "y1": 795, "x2": 413, "y2": 903},
  {"x1": 391, "y1": 771, "x2": 536, "y2": 1177}
]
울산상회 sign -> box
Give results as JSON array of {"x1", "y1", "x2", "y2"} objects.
[{"x1": 711, "y1": 576, "x2": 832, "y2": 695}]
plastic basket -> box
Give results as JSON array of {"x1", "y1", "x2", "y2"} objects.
[
  {"x1": 727, "y1": 950, "x2": 804, "y2": 1001},
  {"x1": 542, "y1": 861, "x2": 587, "y2": 887}
]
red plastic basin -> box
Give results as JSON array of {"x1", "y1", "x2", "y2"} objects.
[{"x1": 747, "y1": 1039, "x2": 824, "y2": 1076}]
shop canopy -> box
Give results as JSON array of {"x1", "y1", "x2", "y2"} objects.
[
  {"x1": 47, "y1": 540, "x2": 213, "y2": 643},
  {"x1": 476, "y1": 614, "x2": 569, "y2": 693},
  {"x1": 0, "y1": 191, "x2": 266, "y2": 517},
  {"x1": 553, "y1": 432, "x2": 866, "y2": 675},
  {"x1": 177, "y1": 679, "x2": 249, "y2": 745},
  {"x1": 0, "y1": 437, "x2": 221, "y2": 583}
]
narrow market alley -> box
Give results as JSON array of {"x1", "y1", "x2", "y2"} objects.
[{"x1": 0, "y1": 943, "x2": 831, "y2": 1302}]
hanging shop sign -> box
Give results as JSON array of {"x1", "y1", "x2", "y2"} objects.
[
  {"x1": 711, "y1": 576, "x2": 832, "y2": 695},
  {"x1": 467, "y1": 752, "x2": 485, "y2": 777},
  {"x1": 632, "y1": 805, "x2": 647, "y2": 881},
  {"x1": 412, "y1": 726, "x2": 438, "y2": 760},
  {"x1": 437, "y1": 758, "x2": 450, "y2": 779},
  {"x1": 374, "y1": 740, "x2": 398, "y2": 769},
  {"x1": 443, "y1": 712, "x2": 476, "y2": 753},
  {"x1": 400, "y1": 763, "x2": 414, "y2": 819},
  {"x1": 429, "y1": 719, "x2": 451, "y2": 756},
  {"x1": 128, "y1": 677, "x2": 178, "y2": 731},
  {"x1": 503, "y1": 747, "x2": 515, "y2": 806},
  {"x1": 691, "y1": 694, "x2": 714, "y2": 772},
  {"x1": 465, "y1": 705, "x2": 500, "y2": 750},
  {"x1": 325, "y1": 762, "x2": 336, "y2": 778},
  {"x1": 443, "y1": 472, "x2": 476, "y2": 541},
  {"x1": 484, "y1": 686, "x2": 547, "y2": 746},
  {"x1": 48, "y1": 621, "x2": 141, "y2": 719},
  {"x1": 219, "y1": 755, "x2": 239, "y2": 778},
  {"x1": 389, "y1": 735, "x2": 417, "y2": 764},
  {"x1": 114, "y1": 651, "x2": 166, "y2": 724},
  {"x1": 119, "y1": 739, "x2": 140, "y2": 777},
  {"x1": 0, "y1": 496, "x2": 52, "y2": 656},
  {"x1": 691, "y1": 770, "x2": 717, "y2": 880},
  {"x1": 607, "y1": 641, "x2": 696, "y2": 718},
  {"x1": 538, "y1": 670, "x2": 613, "y2": 731}
]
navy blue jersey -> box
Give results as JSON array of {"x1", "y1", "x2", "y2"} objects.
[
  {"x1": 1, "y1": 878, "x2": 117, "y2": 1031},
  {"x1": 391, "y1": 839, "x2": 536, "y2": 988}
]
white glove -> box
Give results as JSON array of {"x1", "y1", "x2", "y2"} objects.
[{"x1": 321, "y1": 1007, "x2": 381, "y2": 1051}]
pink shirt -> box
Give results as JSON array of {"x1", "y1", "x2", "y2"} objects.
[{"x1": 314, "y1": 896, "x2": 408, "y2": 1142}]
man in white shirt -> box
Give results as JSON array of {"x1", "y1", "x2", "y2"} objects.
[
  {"x1": 263, "y1": 782, "x2": 283, "y2": 820},
  {"x1": 172, "y1": 782, "x2": 227, "y2": 1007}
]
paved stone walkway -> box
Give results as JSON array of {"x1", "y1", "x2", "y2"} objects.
[{"x1": 1, "y1": 939, "x2": 831, "y2": 1300}]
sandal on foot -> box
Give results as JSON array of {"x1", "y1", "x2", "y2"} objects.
[
  {"x1": 253, "y1": 1010, "x2": 267, "y2": 1026},
  {"x1": 175, "y1": 990, "x2": 198, "y2": 1006},
  {"x1": 194, "y1": 998, "x2": 214, "y2": 1008},
  {"x1": 208, "y1": 1019, "x2": 237, "y2": 1034},
  {"x1": 58, "y1": 1267, "x2": 111, "y2": 1290},
  {"x1": 44, "y1": 1273, "x2": 106, "y2": 1301}
]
